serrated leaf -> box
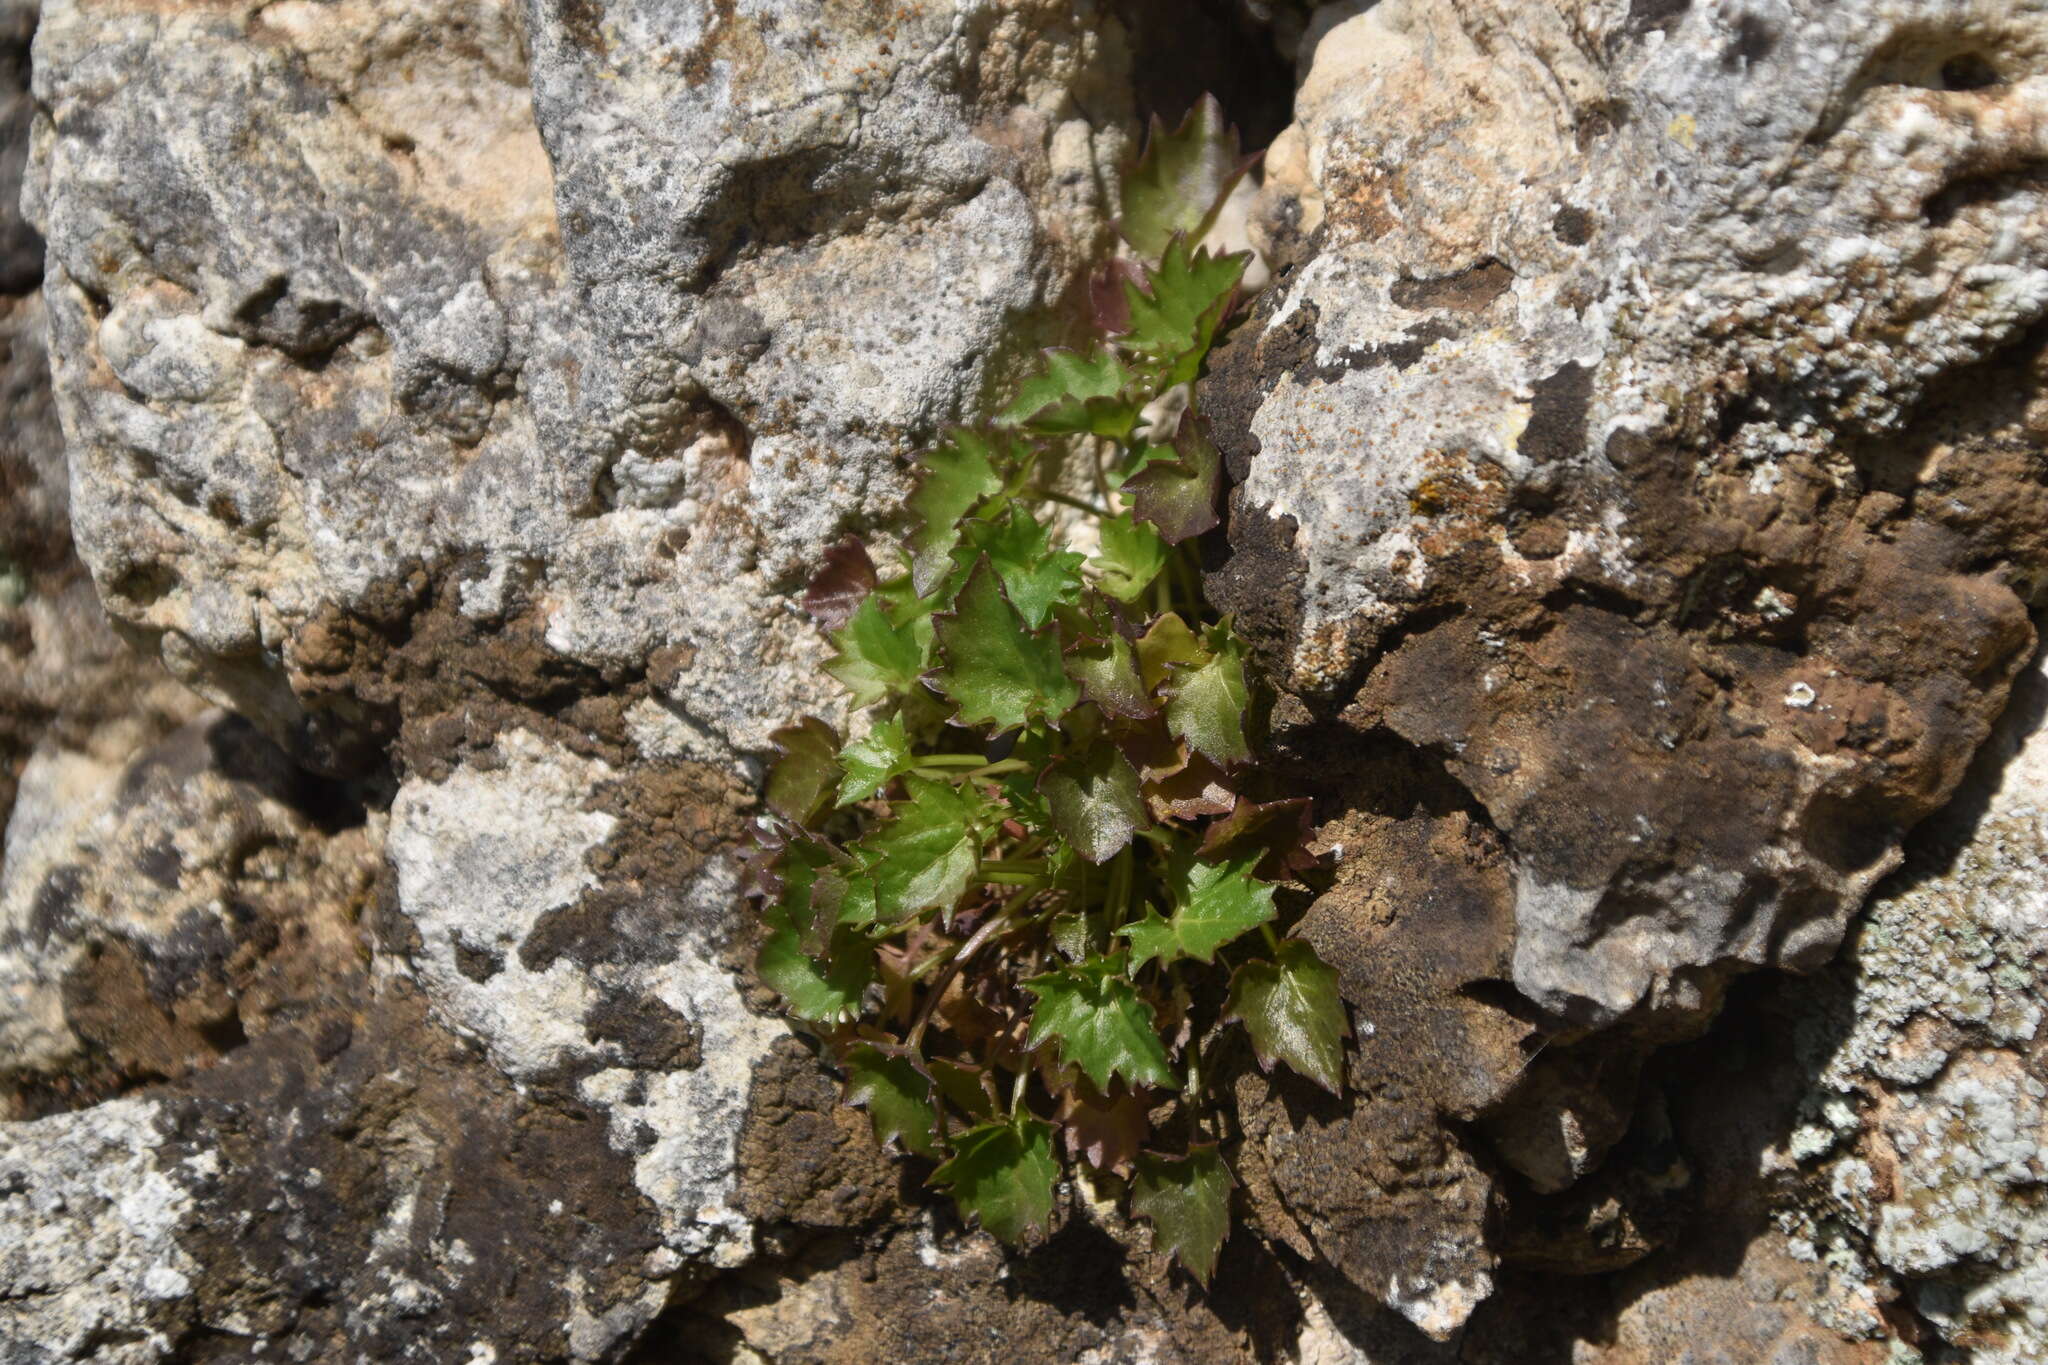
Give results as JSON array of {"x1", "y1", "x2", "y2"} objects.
[
  {"x1": 1058, "y1": 1081, "x2": 1148, "y2": 1174},
  {"x1": 824, "y1": 595, "x2": 926, "y2": 708},
  {"x1": 1163, "y1": 621, "x2": 1251, "y2": 768},
  {"x1": 803, "y1": 535, "x2": 879, "y2": 630},
  {"x1": 1130, "y1": 1146, "x2": 1232, "y2": 1284},
  {"x1": 1094, "y1": 514, "x2": 1171, "y2": 604},
  {"x1": 765, "y1": 717, "x2": 841, "y2": 827},
  {"x1": 1125, "y1": 415, "x2": 1223, "y2": 545},
  {"x1": 932, "y1": 559, "x2": 1079, "y2": 734},
  {"x1": 1135, "y1": 613, "x2": 1204, "y2": 693},
  {"x1": 1225, "y1": 939, "x2": 1349, "y2": 1093},
  {"x1": 844, "y1": 1043, "x2": 940, "y2": 1159},
  {"x1": 758, "y1": 884, "x2": 873, "y2": 1023},
  {"x1": 961, "y1": 505, "x2": 1084, "y2": 629},
  {"x1": 857, "y1": 775, "x2": 979, "y2": 925},
  {"x1": 929, "y1": 1058, "x2": 999, "y2": 1121},
  {"x1": 836, "y1": 718, "x2": 915, "y2": 806},
  {"x1": 1024, "y1": 955, "x2": 1175, "y2": 1091},
  {"x1": 1199, "y1": 797, "x2": 1320, "y2": 880},
  {"x1": 1119, "y1": 94, "x2": 1252, "y2": 259},
  {"x1": 1065, "y1": 630, "x2": 1153, "y2": 720},
  {"x1": 1038, "y1": 734, "x2": 1147, "y2": 864},
  {"x1": 1117, "y1": 851, "x2": 1274, "y2": 968},
  {"x1": 1119, "y1": 237, "x2": 1248, "y2": 387},
  {"x1": 999, "y1": 348, "x2": 1140, "y2": 440},
  {"x1": 930, "y1": 1114, "x2": 1060, "y2": 1245},
  {"x1": 761, "y1": 835, "x2": 842, "y2": 960},
  {"x1": 907, "y1": 428, "x2": 1012, "y2": 595}
]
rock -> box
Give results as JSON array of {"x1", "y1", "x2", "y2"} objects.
[
  {"x1": 0, "y1": 712, "x2": 377, "y2": 1112},
  {"x1": 0, "y1": 1099, "x2": 204, "y2": 1364},
  {"x1": 27, "y1": 0, "x2": 1133, "y2": 776},
  {"x1": 1212, "y1": 0, "x2": 2048, "y2": 1030},
  {"x1": 1200, "y1": 0, "x2": 2048, "y2": 1338},
  {"x1": 1772, "y1": 644, "x2": 2048, "y2": 1363}
]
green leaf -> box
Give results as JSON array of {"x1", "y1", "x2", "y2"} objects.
[
  {"x1": 998, "y1": 348, "x2": 1140, "y2": 440},
  {"x1": 960, "y1": 505, "x2": 1084, "y2": 629},
  {"x1": 1162, "y1": 621, "x2": 1251, "y2": 768},
  {"x1": 1094, "y1": 514, "x2": 1172, "y2": 604},
  {"x1": 929, "y1": 1058, "x2": 999, "y2": 1121},
  {"x1": 1024, "y1": 955, "x2": 1175, "y2": 1091},
  {"x1": 1135, "y1": 613, "x2": 1204, "y2": 693},
  {"x1": 844, "y1": 1043, "x2": 940, "y2": 1159},
  {"x1": 857, "y1": 775, "x2": 979, "y2": 924},
  {"x1": 1065, "y1": 630, "x2": 1153, "y2": 721},
  {"x1": 930, "y1": 1114, "x2": 1060, "y2": 1245},
  {"x1": 757, "y1": 886, "x2": 873, "y2": 1023},
  {"x1": 1119, "y1": 95, "x2": 1251, "y2": 259},
  {"x1": 764, "y1": 717, "x2": 841, "y2": 828},
  {"x1": 1224, "y1": 939, "x2": 1349, "y2": 1093},
  {"x1": 1125, "y1": 416, "x2": 1223, "y2": 545},
  {"x1": 836, "y1": 718, "x2": 915, "y2": 806},
  {"x1": 1038, "y1": 734, "x2": 1147, "y2": 864},
  {"x1": 1119, "y1": 237, "x2": 1248, "y2": 387},
  {"x1": 931, "y1": 559, "x2": 1079, "y2": 734},
  {"x1": 907, "y1": 428, "x2": 1012, "y2": 595},
  {"x1": 1118, "y1": 851, "x2": 1274, "y2": 968},
  {"x1": 1131, "y1": 1146, "x2": 1232, "y2": 1284},
  {"x1": 766, "y1": 836, "x2": 863, "y2": 960},
  {"x1": 824, "y1": 595, "x2": 926, "y2": 708}
]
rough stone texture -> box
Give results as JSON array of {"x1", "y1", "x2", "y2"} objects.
[
  {"x1": 1766, "y1": 645, "x2": 2048, "y2": 1363},
  {"x1": 0, "y1": 711, "x2": 377, "y2": 1114},
  {"x1": 0, "y1": 1099, "x2": 206, "y2": 1365},
  {"x1": 27, "y1": 0, "x2": 1131, "y2": 776},
  {"x1": 1200, "y1": 0, "x2": 2048, "y2": 1341},
  {"x1": 10, "y1": 0, "x2": 2048, "y2": 1360},
  {"x1": 1218, "y1": 0, "x2": 2048, "y2": 1027}
]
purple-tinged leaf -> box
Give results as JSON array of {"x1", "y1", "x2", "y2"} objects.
[
  {"x1": 1125, "y1": 416, "x2": 1222, "y2": 545},
  {"x1": 1199, "y1": 797, "x2": 1320, "y2": 881},
  {"x1": 803, "y1": 535, "x2": 879, "y2": 630}
]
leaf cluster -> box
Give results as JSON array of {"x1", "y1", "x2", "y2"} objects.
[{"x1": 747, "y1": 96, "x2": 1348, "y2": 1283}]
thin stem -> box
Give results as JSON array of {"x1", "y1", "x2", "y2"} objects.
[
  {"x1": 915, "y1": 754, "x2": 997, "y2": 768},
  {"x1": 1033, "y1": 486, "x2": 1113, "y2": 519},
  {"x1": 1260, "y1": 923, "x2": 1282, "y2": 952},
  {"x1": 980, "y1": 865, "x2": 1049, "y2": 887}
]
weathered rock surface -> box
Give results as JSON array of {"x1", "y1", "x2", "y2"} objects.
[
  {"x1": 1219, "y1": 0, "x2": 2048, "y2": 1029},
  {"x1": 8, "y1": 0, "x2": 2048, "y2": 1360},
  {"x1": 1203, "y1": 0, "x2": 2048, "y2": 1342},
  {"x1": 28, "y1": 0, "x2": 1130, "y2": 776}
]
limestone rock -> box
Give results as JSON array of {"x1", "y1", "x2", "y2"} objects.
[
  {"x1": 1212, "y1": 0, "x2": 2048, "y2": 1030},
  {"x1": 1774, "y1": 646, "x2": 2048, "y2": 1363},
  {"x1": 28, "y1": 0, "x2": 1132, "y2": 776}
]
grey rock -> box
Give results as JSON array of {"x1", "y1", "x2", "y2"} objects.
[
  {"x1": 0, "y1": 1100, "x2": 203, "y2": 1364},
  {"x1": 1775, "y1": 645, "x2": 2048, "y2": 1363},
  {"x1": 1212, "y1": 0, "x2": 2048, "y2": 1030},
  {"x1": 28, "y1": 0, "x2": 1131, "y2": 775}
]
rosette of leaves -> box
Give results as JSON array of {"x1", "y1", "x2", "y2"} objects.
[{"x1": 748, "y1": 97, "x2": 1348, "y2": 1283}]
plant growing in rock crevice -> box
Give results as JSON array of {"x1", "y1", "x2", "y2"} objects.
[{"x1": 747, "y1": 98, "x2": 1346, "y2": 1281}]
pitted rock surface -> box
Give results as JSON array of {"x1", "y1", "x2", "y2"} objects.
[
  {"x1": 28, "y1": 0, "x2": 1132, "y2": 777},
  {"x1": 9, "y1": 0, "x2": 2048, "y2": 1360},
  {"x1": 1215, "y1": 0, "x2": 2048, "y2": 1030}
]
